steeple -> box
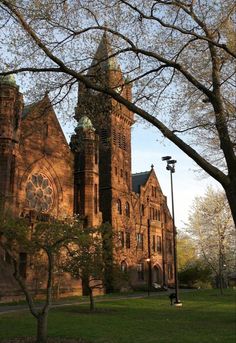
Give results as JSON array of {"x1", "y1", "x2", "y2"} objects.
[
  {"x1": 90, "y1": 31, "x2": 121, "y2": 73},
  {"x1": 87, "y1": 32, "x2": 124, "y2": 91}
]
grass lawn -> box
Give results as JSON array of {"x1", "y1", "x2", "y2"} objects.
[{"x1": 0, "y1": 289, "x2": 235, "y2": 343}]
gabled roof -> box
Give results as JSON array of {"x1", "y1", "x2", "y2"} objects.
[{"x1": 132, "y1": 171, "x2": 150, "y2": 194}]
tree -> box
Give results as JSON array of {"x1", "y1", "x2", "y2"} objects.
[
  {"x1": 0, "y1": 1, "x2": 235, "y2": 225},
  {"x1": 186, "y1": 187, "x2": 235, "y2": 294},
  {"x1": 64, "y1": 226, "x2": 105, "y2": 312},
  {"x1": 177, "y1": 233, "x2": 197, "y2": 271},
  {"x1": 177, "y1": 234, "x2": 211, "y2": 288},
  {"x1": 0, "y1": 211, "x2": 82, "y2": 343}
]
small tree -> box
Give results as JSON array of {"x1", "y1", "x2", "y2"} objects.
[
  {"x1": 0, "y1": 212, "x2": 82, "y2": 343},
  {"x1": 187, "y1": 187, "x2": 235, "y2": 294},
  {"x1": 64, "y1": 226, "x2": 105, "y2": 312}
]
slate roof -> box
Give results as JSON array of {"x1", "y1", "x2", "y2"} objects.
[{"x1": 132, "y1": 171, "x2": 150, "y2": 194}]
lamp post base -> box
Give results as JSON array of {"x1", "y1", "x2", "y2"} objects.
[{"x1": 174, "y1": 302, "x2": 183, "y2": 307}]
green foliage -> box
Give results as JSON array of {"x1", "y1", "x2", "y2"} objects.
[
  {"x1": 64, "y1": 225, "x2": 105, "y2": 287},
  {"x1": 179, "y1": 261, "x2": 212, "y2": 288}
]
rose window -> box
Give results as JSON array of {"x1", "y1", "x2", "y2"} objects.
[{"x1": 26, "y1": 173, "x2": 54, "y2": 213}]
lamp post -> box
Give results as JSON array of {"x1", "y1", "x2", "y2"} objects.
[
  {"x1": 162, "y1": 156, "x2": 182, "y2": 306},
  {"x1": 147, "y1": 219, "x2": 152, "y2": 296}
]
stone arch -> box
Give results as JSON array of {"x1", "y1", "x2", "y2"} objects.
[{"x1": 152, "y1": 264, "x2": 163, "y2": 285}]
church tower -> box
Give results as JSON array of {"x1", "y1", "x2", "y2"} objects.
[
  {"x1": 71, "y1": 116, "x2": 101, "y2": 227},
  {"x1": 75, "y1": 33, "x2": 134, "y2": 224},
  {"x1": 0, "y1": 75, "x2": 23, "y2": 211}
]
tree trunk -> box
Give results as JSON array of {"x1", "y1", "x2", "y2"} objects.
[
  {"x1": 89, "y1": 288, "x2": 95, "y2": 312},
  {"x1": 224, "y1": 182, "x2": 236, "y2": 228},
  {"x1": 36, "y1": 313, "x2": 48, "y2": 343}
]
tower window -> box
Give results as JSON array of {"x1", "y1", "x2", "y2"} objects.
[
  {"x1": 157, "y1": 236, "x2": 162, "y2": 253},
  {"x1": 115, "y1": 166, "x2": 118, "y2": 175},
  {"x1": 118, "y1": 231, "x2": 125, "y2": 248},
  {"x1": 95, "y1": 150, "x2": 98, "y2": 164},
  {"x1": 152, "y1": 235, "x2": 156, "y2": 251},
  {"x1": 117, "y1": 199, "x2": 122, "y2": 214},
  {"x1": 168, "y1": 264, "x2": 173, "y2": 279},
  {"x1": 167, "y1": 239, "x2": 172, "y2": 254},
  {"x1": 101, "y1": 129, "x2": 108, "y2": 145},
  {"x1": 137, "y1": 233, "x2": 144, "y2": 250},
  {"x1": 126, "y1": 231, "x2": 131, "y2": 249},
  {"x1": 125, "y1": 202, "x2": 130, "y2": 217},
  {"x1": 120, "y1": 169, "x2": 123, "y2": 178},
  {"x1": 113, "y1": 129, "x2": 117, "y2": 145},
  {"x1": 94, "y1": 184, "x2": 98, "y2": 214}
]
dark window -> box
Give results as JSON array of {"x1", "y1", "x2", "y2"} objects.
[
  {"x1": 19, "y1": 252, "x2": 27, "y2": 278},
  {"x1": 9, "y1": 155, "x2": 16, "y2": 193},
  {"x1": 101, "y1": 129, "x2": 108, "y2": 145},
  {"x1": 168, "y1": 264, "x2": 173, "y2": 279},
  {"x1": 126, "y1": 231, "x2": 131, "y2": 249},
  {"x1": 137, "y1": 263, "x2": 144, "y2": 280},
  {"x1": 119, "y1": 231, "x2": 125, "y2": 248},
  {"x1": 157, "y1": 236, "x2": 162, "y2": 253},
  {"x1": 113, "y1": 129, "x2": 117, "y2": 145},
  {"x1": 115, "y1": 166, "x2": 118, "y2": 175},
  {"x1": 125, "y1": 171, "x2": 128, "y2": 182},
  {"x1": 95, "y1": 150, "x2": 98, "y2": 164},
  {"x1": 94, "y1": 184, "x2": 98, "y2": 214},
  {"x1": 125, "y1": 202, "x2": 130, "y2": 217},
  {"x1": 117, "y1": 199, "x2": 122, "y2": 214},
  {"x1": 157, "y1": 209, "x2": 160, "y2": 221},
  {"x1": 141, "y1": 204, "x2": 145, "y2": 216},
  {"x1": 118, "y1": 132, "x2": 122, "y2": 149},
  {"x1": 152, "y1": 235, "x2": 156, "y2": 251},
  {"x1": 122, "y1": 134, "x2": 126, "y2": 150},
  {"x1": 137, "y1": 233, "x2": 144, "y2": 250},
  {"x1": 120, "y1": 169, "x2": 123, "y2": 178},
  {"x1": 167, "y1": 239, "x2": 172, "y2": 254}
]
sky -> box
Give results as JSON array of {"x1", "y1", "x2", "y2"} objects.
[{"x1": 131, "y1": 121, "x2": 220, "y2": 229}]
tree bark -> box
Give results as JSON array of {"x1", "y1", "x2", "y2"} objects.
[
  {"x1": 224, "y1": 182, "x2": 236, "y2": 228},
  {"x1": 36, "y1": 313, "x2": 48, "y2": 343},
  {"x1": 89, "y1": 288, "x2": 95, "y2": 312}
]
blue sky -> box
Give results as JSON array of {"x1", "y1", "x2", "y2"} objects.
[{"x1": 131, "y1": 122, "x2": 220, "y2": 229}]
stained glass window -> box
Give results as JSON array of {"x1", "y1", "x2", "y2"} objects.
[{"x1": 26, "y1": 173, "x2": 54, "y2": 213}]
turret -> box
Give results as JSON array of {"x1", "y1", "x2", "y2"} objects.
[
  {"x1": 71, "y1": 116, "x2": 102, "y2": 227},
  {"x1": 0, "y1": 75, "x2": 23, "y2": 210}
]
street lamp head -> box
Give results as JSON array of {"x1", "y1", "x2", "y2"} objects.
[
  {"x1": 167, "y1": 159, "x2": 177, "y2": 165},
  {"x1": 162, "y1": 156, "x2": 172, "y2": 161}
]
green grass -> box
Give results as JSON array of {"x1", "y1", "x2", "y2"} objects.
[{"x1": 0, "y1": 289, "x2": 235, "y2": 343}]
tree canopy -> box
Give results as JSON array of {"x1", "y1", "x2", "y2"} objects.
[{"x1": 0, "y1": 0, "x2": 235, "y2": 225}]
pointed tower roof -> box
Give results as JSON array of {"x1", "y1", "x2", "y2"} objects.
[
  {"x1": 89, "y1": 32, "x2": 121, "y2": 75},
  {"x1": 76, "y1": 116, "x2": 95, "y2": 131}
]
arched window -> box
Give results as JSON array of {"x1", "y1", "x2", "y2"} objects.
[
  {"x1": 121, "y1": 261, "x2": 128, "y2": 273},
  {"x1": 153, "y1": 265, "x2": 163, "y2": 285},
  {"x1": 117, "y1": 199, "x2": 122, "y2": 214},
  {"x1": 125, "y1": 202, "x2": 130, "y2": 217}
]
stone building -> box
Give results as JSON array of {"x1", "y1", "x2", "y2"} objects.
[{"x1": 0, "y1": 34, "x2": 174, "y2": 300}]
